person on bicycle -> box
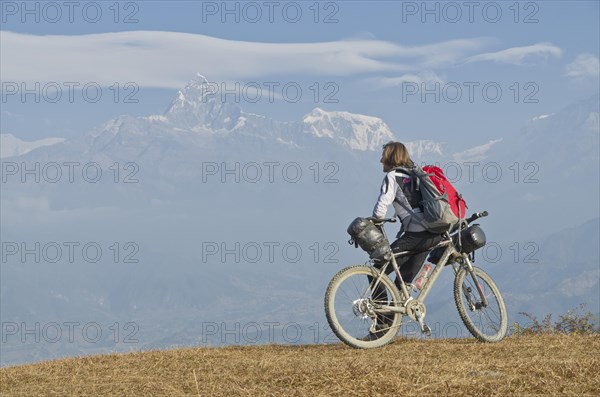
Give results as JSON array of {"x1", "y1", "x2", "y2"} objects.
[{"x1": 372, "y1": 141, "x2": 443, "y2": 286}]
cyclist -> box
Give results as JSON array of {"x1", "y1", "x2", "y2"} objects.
[{"x1": 372, "y1": 141, "x2": 443, "y2": 290}]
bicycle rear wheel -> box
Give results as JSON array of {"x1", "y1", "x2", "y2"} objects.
[
  {"x1": 454, "y1": 266, "x2": 508, "y2": 342},
  {"x1": 324, "y1": 265, "x2": 403, "y2": 348}
]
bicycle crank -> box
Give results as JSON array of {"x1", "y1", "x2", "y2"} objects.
[{"x1": 405, "y1": 299, "x2": 431, "y2": 336}]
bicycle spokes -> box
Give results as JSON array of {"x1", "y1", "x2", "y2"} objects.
[
  {"x1": 455, "y1": 267, "x2": 507, "y2": 342},
  {"x1": 325, "y1": 265, "x2": 403, "y2": 348},
  {"x1": 463, "y1": 277, "x2": 489, "y2": 308}
]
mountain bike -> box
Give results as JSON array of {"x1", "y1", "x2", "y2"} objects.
[{"x1": 324, "y1": 211, "x2": 508, "y2": 348}]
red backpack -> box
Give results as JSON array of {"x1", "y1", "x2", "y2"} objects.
[
  {"x1": 422, "y1": 165, "x2": 467, "y2": 220},
  {"x1": 396, "y1": 165, "x2": 467, "y2": 233}
]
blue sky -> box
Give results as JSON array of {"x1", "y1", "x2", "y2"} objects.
[{"x1": 1, "y1": 1, "x2": 598, "y2": 147}]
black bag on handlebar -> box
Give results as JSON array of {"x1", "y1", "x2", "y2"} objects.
[
  {"x1": 428, "y1": 224, "x2": 487, "y2": 264},
  {"x1": 347, "y1": 217, "x2": 392, "y2": 261}
]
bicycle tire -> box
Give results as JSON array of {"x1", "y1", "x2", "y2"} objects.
[
  {"x1": 454, "y1": 266, "x2": 508, "y2": 342},
  {"x1": 324, "y1": 265, "x2": 403, "y2": 349}
]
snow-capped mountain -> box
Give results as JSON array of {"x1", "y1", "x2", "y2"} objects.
[
  {"x1": 0, "y1": 133, "x2": 64, "y2": 158},
  {"x1": 303, "y1": 107, "x2": 395, "y2": 151},
  {"x1": 81, "y1": 74, "x2": 400, "y2": 159},
  {"x1": 7, "y1": 74, "x2": 460, "y2": 176},
  {"x1": 163, "y1": 73, "x2": 243, "y2": 132},
  {"x1": 405, "y1": 140, "x2": 445, "y2": 160},
  {"x1": 473, "y1": 93, "x2": 600, "y2": 240},
  {"x1": 514, "y1": 94, "x2": 599, "y2": 167}
]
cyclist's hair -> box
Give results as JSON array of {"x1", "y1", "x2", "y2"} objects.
[{"x1": 382, "y1": 141, "x2": 414, "y2": 169}]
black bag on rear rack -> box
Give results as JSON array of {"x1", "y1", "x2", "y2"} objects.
[
  {"x1": 347, "y1": 217, "x2": 392, "y2": 261},
  {"x1": 428, "y1": 224, "x2": 486, "y2": 264},
  {"x1": 458, "y1": 224, "x2": 486, "y2": 254}
]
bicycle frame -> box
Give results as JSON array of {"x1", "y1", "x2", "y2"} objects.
[{"x1": 367, "y1": 223, "x2": 487, "y2": 320}]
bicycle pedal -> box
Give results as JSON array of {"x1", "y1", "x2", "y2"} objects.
[{"x1": 422, "y1": 324, "x2": 431, "y2": 337}]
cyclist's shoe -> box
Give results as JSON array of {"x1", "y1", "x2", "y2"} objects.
[
  {"x1": 360, "y1": 320, "x2": 395, "y2": 341},
  {"x1": 360, "y1": 328, "x2": 387, "y2": 341},
  {"x1": 359, "y1": 332, "x2": 382, "y2": 341}
]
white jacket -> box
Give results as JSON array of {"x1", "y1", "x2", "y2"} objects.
[{"x1": 372, "y1": 169, "x2": 426, "y2": 232}]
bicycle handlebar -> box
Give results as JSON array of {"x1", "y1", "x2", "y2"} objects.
[
  {"x1": 465, "y1": 211, "x2": 488, "y2": 224},
  {"x1": 366, "y1": 217, "x2": 397, "y2": 225},
  {"x1": 366, "y1": 212, "x2": 486, "y2": 232}
]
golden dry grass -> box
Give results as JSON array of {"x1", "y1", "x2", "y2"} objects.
[{"x1": 1, "y1": 334, "x2": 599, "y2": 396}]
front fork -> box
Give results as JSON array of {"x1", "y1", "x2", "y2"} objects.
[{"x1": 455, "y1": 253, "x2": 489, "y2": 308}]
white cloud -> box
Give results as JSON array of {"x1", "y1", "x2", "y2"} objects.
[
  {"x1": 1, "y1": 31, "x2": 564, "y2": 92},
  {"x1": 531, "y1": 113, "x2": 554, "y2": 121},
  {"x1": 364, "y1": 71, "x2": 445, "y2": 89},
  {"x1": 415, "y1": 38, "x2": 497, "y2": 68},
  {"x1": 465, "y1": 43, "x2": 562, "y2": 65},
  {"x1": 0, "y1": 31, "x2": 490, "y2": 88},
  {"x1": 0, "y1": 133, "x2": 65, "y2": 158},
  {"x1": 565, "y1": 53, "x2": 600, "y2": 78},
  {"x1": 452, "y1": 139, "x2": 502, "y2": 162}
]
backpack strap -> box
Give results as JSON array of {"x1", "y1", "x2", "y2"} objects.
[
  {"x1": 394, "y1": 196, "x2": 428, "y2": 231},
  {"x1": 392, "y1": 166, "x2": 428, "y2": 230}
]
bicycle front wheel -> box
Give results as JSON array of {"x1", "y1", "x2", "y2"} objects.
[
  {"x1": 454, "y1": 266, "x2": 508, "y2": 342},
  {"x1": 324, "y1": 265, "x2": 403, "y2": 349}
]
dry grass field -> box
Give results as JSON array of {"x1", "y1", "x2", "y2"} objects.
[{"x1": 1, "y1": 334, "x2": 599, "y2": 396}]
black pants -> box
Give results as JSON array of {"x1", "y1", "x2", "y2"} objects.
[
  {"x1": 368, "y1": 231, "x2": 443, "y2": 324},
  {"x1": 386, "y1": 230, "x2": 444, "y2": 283},
  {"x1": 371, "y1": 230, "x2": 443, "y2": 305}
]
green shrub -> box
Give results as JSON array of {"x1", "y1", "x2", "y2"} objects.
[{"x1": 512, "y1": 303, "x2": 600, "y2": 336}]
